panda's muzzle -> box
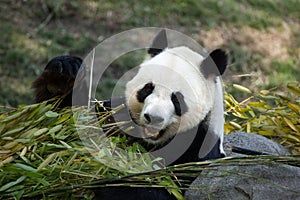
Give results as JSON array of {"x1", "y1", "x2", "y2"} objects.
[
  {"x1": 144, "y1": 113, "x2": 164, "y2": 124},
  {"x1": 144, "y1": 126, "x2": 159, "y2": 138},
  {"x1": 142, "y1": 113, "x2": 166, "y2": 140},
  {"x1": 144, "y1": 127, "x2": 165, "y2": 140}
]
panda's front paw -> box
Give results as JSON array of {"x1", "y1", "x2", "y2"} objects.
[{"x1": 44, "y1": 55, "x2": 83, "y2": 78}]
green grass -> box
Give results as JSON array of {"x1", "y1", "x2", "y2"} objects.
[
  {"x1": 96, "y1": 50, "x2": 145, "y2": 99},
  {"x1": 269, "y1": 59, "x2": 300, "y2": 87}
]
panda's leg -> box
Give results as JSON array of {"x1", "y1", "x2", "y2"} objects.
[{"x1": 200, "y1": 138, "x2": 226, "y2": 160}]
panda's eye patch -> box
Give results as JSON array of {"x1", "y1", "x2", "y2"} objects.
[
  {"x1": 136, "y1": 82, "x2": 155, "y2": 103},
  {"x1": 171, "y1": 92, "x2": 188, "y2": 116}
]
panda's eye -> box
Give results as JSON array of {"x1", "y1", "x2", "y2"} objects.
[
  {"x1": 171, "y1": 92, "x2": 188, "y2": 116},
  {"x1": 136, "y1": 82, "x2": 155, "y2": 103}
]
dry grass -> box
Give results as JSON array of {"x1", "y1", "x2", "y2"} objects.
[{"x1": 197, "y1": 22, "x2": 294, "y2": 64}]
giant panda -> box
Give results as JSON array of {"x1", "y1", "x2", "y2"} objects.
[
  {"x1": 109, "y1": 29, "x2": 227, "y2": 164},
  {"x1": 32, "y1": 29, "x2": 228, "y2": 200},
  {"x1": 94, "y1": 30, "x2": 228, "y2": 200}
]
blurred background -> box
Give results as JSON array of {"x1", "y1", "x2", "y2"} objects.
[{"x1": 0, "y1": 0, "x2": 299, "y2": 107}]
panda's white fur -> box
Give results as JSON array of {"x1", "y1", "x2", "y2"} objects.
[
  {"x1": 126, "y1": 46, "x2": 225, "y2": 157},
  {"x1": 199, "y1": 76, "x2": 225, "y2": 158}
]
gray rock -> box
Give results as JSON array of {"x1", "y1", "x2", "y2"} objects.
[
  {"x1": 224, "y1": 132, "x2": 290, "y2": 156},
  {"x1": 185, "y1": 132, "x2": 299, "y2": 200},
  {"x1": 185, "y1": 164, "x2": 300, "y2": 200}
]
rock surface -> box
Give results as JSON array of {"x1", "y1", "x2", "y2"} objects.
[
  {"x1": 223, "y1": 131, "x2": 290, "y2": 156},
  {"x1": 185, "y1": 132, "x2": 300, "y2": 200}
]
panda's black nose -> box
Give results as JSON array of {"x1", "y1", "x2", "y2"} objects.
[{"x1": 144, "y1": 113, "x2": 164, "y2": 124}]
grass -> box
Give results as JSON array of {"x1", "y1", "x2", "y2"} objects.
[
  {"x1": 96, "y1": 50, "x2": 145, "y2": 99},
  {"x1": 268, "y1": 59, "x2": 300, "y2": 87}
]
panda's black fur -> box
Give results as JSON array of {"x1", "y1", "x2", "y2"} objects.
[
  {"x1": 32, "y1": 55, "x2": 88, "y2": 108},
  {"x1": 32, "y1": 30, "x2": 228, "y2": 200}
]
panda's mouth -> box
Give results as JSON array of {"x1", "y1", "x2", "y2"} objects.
[{"x1": 144, "y1": 127, "x2": 165, "y2": 140}]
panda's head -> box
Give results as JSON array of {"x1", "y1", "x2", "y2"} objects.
[{"x1": 125, "y1": 30, "x2": 227, "y2": 145}]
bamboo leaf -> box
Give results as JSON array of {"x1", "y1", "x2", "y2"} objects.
[
  {"x1": 286, "y1": 134, "x2": 300, "y2": 142},
  {"x1": 48, "y1": 124, "x2": 63, "y2": 135},
  {"x1": 1, "y1": 109, "x2": 28, "y2": 122},
  {"x1": 59, "y1": 140, "x2": 72, "y2": 149},
  {"x1": 287, "y1": 83, "x2": 300, "y2": 96},
  {"x1": 248, "y1": 101, "x2": 267, "y2": 107},
  {"x1": 0, "y1": 176, "x2": 26, "y2": 192},
  {"x1": 2, "y1": 127, "x2": 25, "y2": 137},
  {"x1": 19, "y1": 128, "x2": 39, "y2": 139},
  {"x1": 288, "y1": 103, "x2": 300, "y2": 115},
  {"x1": 260, "y1": 90, "x2": 270, "y2": 95},
  {"x1": 55, "y1": 113, "x2": 72, "y2": 124},
  {"x1": 170, "y1": 188, "x2": 184, "y2": 200},
  {"x1": 229, "y1": 121, "x2": 242, "y2": 129},
  {"x1": 258, "y1": 131, "x2": 275, "y2": 136},
  {"x1": 233, "y1": 84, "x2": 252, "y2": 94},
  {"x1": 2, "y1": 141, "x2": 19, "y2": 149},
  {"x1": 14, "y1": 163, "x2": 37, "y2": 172},
  {"x1": 45, "y1": 111, "x2": 59, "y2": 118},
  {"x1": 283, "y1": 117, "x2": 298, "y2": 133},
  {"x1": 37, "y1": 153, "x2": 57, "y2": 171},
  {"x1": 33, "y1": 128, "x2": 49, "y2": 137}
]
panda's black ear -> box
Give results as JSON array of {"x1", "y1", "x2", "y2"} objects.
[
  {"x1": 201, "y1": 49, "x2": 227, "y2": 77},
  {"x1": 148, "y1": 29, "x2": 168, "y2": 57},
  {"x1": 45, "y1": 55, "x2": 83, "y2": 78}
]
